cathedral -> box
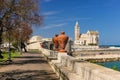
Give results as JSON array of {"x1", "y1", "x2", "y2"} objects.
[{"x1": 74, "y1": 21, "x2": 99, "y2": 46}]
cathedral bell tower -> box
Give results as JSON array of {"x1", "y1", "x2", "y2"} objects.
[{"x1": 74, "y1": 21, "x2": 80, "y2": 41}]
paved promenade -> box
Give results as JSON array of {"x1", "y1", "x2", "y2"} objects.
[{"x1": 0, "y1": 52, "x2": 59, "y2": 80}]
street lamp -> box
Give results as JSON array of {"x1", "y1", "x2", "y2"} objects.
[
  {"x1": 5, "y1": 29, "x2": 13, "y2": 63},
  {"x1": 0, "y1": 27, "x2": 3, "y2": 58},
  {"x1": 19, "y1": 28, "x2": 22, "y2": 54},
  {"x1": 68, "y1": 40, "x2": 73, "y2": 56}
]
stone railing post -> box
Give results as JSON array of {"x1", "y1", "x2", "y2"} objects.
[{"x1": 57, "y1": 52, "x2": 67, "y2": 62}]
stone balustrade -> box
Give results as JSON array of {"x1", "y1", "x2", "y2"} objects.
[{"x1": 40, "y1": 48, "x2": 120, "y2": 80}]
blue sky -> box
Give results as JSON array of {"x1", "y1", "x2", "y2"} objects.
[{"x1": 32, "y1": 0, "x2": 120, "y2": 45}]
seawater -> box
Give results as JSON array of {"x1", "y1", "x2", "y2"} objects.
[
  {"x1": 98, "y1": 45, "x2": 120, "y2": 71},
  {"x1": 97, "y1": 61, "x2": 120, "y2": 71},
  {"x1": 99, "y1": 45, "x2": 120, "y2": 48}
]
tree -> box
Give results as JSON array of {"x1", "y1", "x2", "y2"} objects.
[
  {"x1": 0, "y1": 0, "x2": 43, "y2": 58},
  {"x1": 12, "y1": 22, "x2": 33, "y2": 52},
  {"x1": 2, "y1": 21, "x2": 33, "y2": 52}
]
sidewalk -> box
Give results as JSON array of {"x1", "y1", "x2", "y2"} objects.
[{"x1": 0, "y1": 52, "x2": 59, "y2": 80}]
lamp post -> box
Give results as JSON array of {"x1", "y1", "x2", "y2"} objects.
[
  {"x1": 68, "y1": 40, "x2": 73, "y2": 56},
  {"x1": 0, "y1": 27, "x2": 3, "y2": 58},
  {"x1": 4, "y1": 17, "x2": 13, "y2": 63},
  {"x1": 5, "y1": 29, "x2": 13, "y2": 64},
  {"x1": 8, "y1": 31, "x2": 12, "y2": 61},
  {"x1": 19, "y1": 28, "x2": 22, "y2": 54}
]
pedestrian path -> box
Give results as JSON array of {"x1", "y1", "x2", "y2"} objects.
[{"x1": 0, "y1": 52, "x2": 59, "y2": 80}]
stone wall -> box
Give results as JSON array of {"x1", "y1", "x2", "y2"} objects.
[
  {"x1": 73, "y1": 45, "x2": 99, "y2": 51},
  {"x1": 40, "y1": 48, "x2": 120, "y2": 80}
]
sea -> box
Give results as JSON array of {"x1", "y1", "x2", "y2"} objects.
[
  {"x1": 98, "y1": 45, "x2": 120, "y2": 71},
  {"x1": 99, "y1": 45, "x2": 120, "y2": 48}
]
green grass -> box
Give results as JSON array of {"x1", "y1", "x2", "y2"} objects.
[
  {"x1": 28, "y1": 49, "x2": 39, "y2": 53},
  {"x1": 0, "y1": 51, "x2": 20, "y2": 62}
]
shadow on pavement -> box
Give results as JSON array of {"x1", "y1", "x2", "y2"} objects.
[
  {"x1": 0, "y1": 55, "x2": 47, "y2": 65},
  {"x1": 13, "y1": 59, "x2": 48, "y2": 65},
  {"x1": 13, "y1": 56, "x2": 43, "y2": 59},
  {"x1": 0, "y1": 70, "x2": 59, "y2": 80}
]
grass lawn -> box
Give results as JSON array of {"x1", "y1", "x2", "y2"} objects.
[
  {"x1": 0, "y1": 51, "x2": 21, "y2": 62},
  {"x1": 28, "y1": 49, "x2": 39, "y2": 52}
]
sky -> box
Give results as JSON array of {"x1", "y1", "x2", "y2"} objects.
[{"x1": 32, "y1": 0, "x2": 120, "y2": 45}]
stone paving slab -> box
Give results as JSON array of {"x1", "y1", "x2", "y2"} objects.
[{"x1": 0, "y1": 52, "x2": 59, "y2": 80}]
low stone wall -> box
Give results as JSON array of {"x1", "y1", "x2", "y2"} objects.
[
  {"x1": 73, "y1": 49, "x2": 120, "y2": 57},
  {"x1": 40, "y1": 48, "x2": 120, "y2": 80},
  {"x1": 73, "y1": 45, "x2": 99, "y2": 51},
  {"x1": 40, "y1": 48, "x2": 57, "y2": 61}
]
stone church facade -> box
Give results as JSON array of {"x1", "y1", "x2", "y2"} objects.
[{"x1": 74, "y1": 21, "x2": 99, "y2": 46}]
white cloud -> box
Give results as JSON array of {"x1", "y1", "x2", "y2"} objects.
[
  {"x1": 45, "y1": 16, "x2": 60, "y2": 19},
  {"x1": 44, "y1": 0, "x2": 54, "y2": 2},
  {"x1": 42, "y1": 11, "x2": 60, "y2": 16},
  {"x1": 57, "y1": 17, "x2": 91, "y2": 22},
  {"x1": 41, "y1": 23, "x2": 67, "y2": 29}
]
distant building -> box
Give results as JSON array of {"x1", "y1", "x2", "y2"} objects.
[
  {"x1": 42, "y1": 38, "x2": 52, "y2": 42},
  {"x1": 29, "y1": 36, "x2": 43, "y2": 43},
  {"x1": 74, "y1": 21, "x2": 99, "y2": 46},
  {"x1": 27, "y1": 36, "x2": 52, "y2": 50},
  {"x1": 1, "y1": 42, "x2": 12, "y2": 48},
  {"x1": 27, "y1": 36, "x2": 43, "y2": 50}
]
